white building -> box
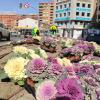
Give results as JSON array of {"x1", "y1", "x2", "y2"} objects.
[
  {"x1": 17, "y1": 18, "x2": 38, "y2": 29},
  {"x1": 97, "y1": 0, "x2": 100, "y2": 22},
  {"x1": 54, "y1": 0, "x2": 96, "y2": 39}
]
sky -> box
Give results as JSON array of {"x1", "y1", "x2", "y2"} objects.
[{"x1": 0, "y1": 0, "x2": 52, "y2": 14}]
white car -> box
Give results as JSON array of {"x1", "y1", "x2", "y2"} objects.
[{"x1": 0, "y1": 23, "x2": 10, "y2": 41}]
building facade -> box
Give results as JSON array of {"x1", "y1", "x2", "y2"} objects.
[
  {"x1": 39, "y1": 2, "x2": 54, "y2": 31},
  {"x1": 0, "y1": 13, "x2": 19, "y2": 29},
  {"x1": 54, "y1": 0, "x2": 96, "y2": 38},
  {"x1": 0, "y1": 13, "x2": 38, "y2": 30},
  {"x1": 17, "y1": 18, "x2": 38, "y2": 29},
  {"x1": 97, "y1": 0, "x2": 100, "y2": 22}
]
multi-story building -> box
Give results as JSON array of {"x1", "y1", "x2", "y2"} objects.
[
  {"x1": 97, "y1": 0, "x2": 100, "y2": 22},
  {"x1": 0, "y1": 13, "x2": 38, "y2": 29},
  {"x1": 54, "y1": 0, "x2": 96, "y2": 38},
  {"x1": 0, "y1": 13, "x2": 19, "y2": 29},
  {"x1": 39, "y1": 2, "x2": 54, "y2": 31}
]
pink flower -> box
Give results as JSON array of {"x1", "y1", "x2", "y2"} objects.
[
  {"x1": 27, "y1": 58, "x2": 46, "y2": 74},
  {"x1": 48, "y1": 63, "x2": 63, "y2": 75},
  {"x1": 56, "y1": 78, "x2": 84, "y2": 100},
  {"x1": 36, "y1": 80, "x2": 57, "y2": 100}
]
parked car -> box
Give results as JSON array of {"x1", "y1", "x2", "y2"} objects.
[
  {"x1": 24, "y1": 32, "x2": 32, "y2": 38},
  {"x1": 0, "y1": 23, "x2": 10, "y2": 40},
  {"x1": 11, "y1": 32, "x2": 21, "y2": 37}
]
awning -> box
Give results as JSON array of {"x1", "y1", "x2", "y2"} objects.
[{"x1": 14, "y1": 26, "x2": 33, "y2": 29}]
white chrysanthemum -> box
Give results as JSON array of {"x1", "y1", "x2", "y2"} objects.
[
  {"x1": 39, "y1": 49, "x2": 48, "y2": 59},
  {"x1": 30, "y1": 53, "x2": 40, "y2": 59},
  {"x1": 62, "y1": 58, "x2": 72, "y2": 66},
  {"x1": 28, "y1": 49, "x2": 35, "y2": 54},
  {"x1": 13, "y1": 46, "x2": 28, "y2": 54},
  {"x1": 91, "y1": 60, "x2": 100, "y2": 65},
  {"x1": 61, "y1": 39, "x2": 74, "y2": 48},
  {"x1": 56, "y1": 57, "x2": 63, "y2": 66},
  {"x1": 80, "y1": 60, "x2": 91, "y2": 64},
  {"x1": 36, "y1": 80, "x2": 57, "y2": 100},
  {"x1": 4, "y1": 57, "x2": 28, "y2": 80}
]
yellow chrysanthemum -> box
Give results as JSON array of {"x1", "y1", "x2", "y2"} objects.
[
  {"x1": 4, "y1": 57, "x2": 28, "y2": 80},
  {"x1": 62, "y1": 58, "x2": 72, "y2": 66},
  {"x1": 13, "y1": 46, "x2": 29, "y2": 54}
]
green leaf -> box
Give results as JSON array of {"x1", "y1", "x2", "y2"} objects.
[
  {"x1": 17, "y1": 80, "x2": 24, "y2": 86},
  {"x1": 0, "y1": 69, "x2": 8, "y2": 81}
]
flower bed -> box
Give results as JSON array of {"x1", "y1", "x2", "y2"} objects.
[
  {"x1": 60, "y1": 41, "x2": 95, "y2": 62},
  {"x1": 3, "y1": 39, "x2": 100, "y2": 100}
]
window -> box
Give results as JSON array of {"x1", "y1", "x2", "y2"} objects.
[
  {"x1": 39, "y1": 14, "x2": 43, "y2": 16},
  {"x1": 88, "y1": 4, "x2": 91, "y2": 8},
  {"x1": 60, "y1": 22, "x2": 63, "y2": 25},
  {"x1": 60, "y1": 13, "x2": 62, "y2": 17},
  {"x1": 39, "y1": 6, "x2": 43, "y2": 8},
  {"x1": 82, "y1": 3, "x2": 85, "y2": 7},
  {"x1": 77, "y1": 3, "x2": 80, "y2": 7},
  {"x1": 68, "y1": 12, "x2": 70, "y2": 16},
  {"x1": 98, "y1": 15, "x2": 100, "y2": 19},
  {"x1": 64, "y1": 13, "x2": 66, "y2": 16},
  {"x1": 76, "y1": 12, "x2": 79, "y2": 16},
  {"x1": 0, "y1": 23, "x2": 4, "y2": 28},
  {"x1": 65, "y1": 22, "x2": 67, "y2": 25},
  {"x1": 56, "y1": 6, "x2": 58, "y2": 9},
  {"x1": 80, "y1": 21, "x2": 83, "y2": 25},
  {"x1": 56, "y1": 14, "x2": 58, "y2": 18},
  {"x1": 87, "y1": 13, "x2": 90, "y2": 17},
  {"x1": 75, "y1": 21, "x2": 78, "y2": 25},
  {"x1": 69, "y1": 3, "x2": 71, "y2": 7},
  {"x1": 64, "y1": 4, "x2": 67, "y2": 8},
  {"x1": 60, "y1": 5, "x2": 62, "y2": 9},
  {"x1": 82, "y1": 12, "x2": 85, "y2": 16},
  {"x1": 99, "y1": 6, "x2": 100, "y2": 11}
]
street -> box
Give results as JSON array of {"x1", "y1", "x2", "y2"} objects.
[{"x1": 0, "y1": 40, "x2": 11, "y2": 46}]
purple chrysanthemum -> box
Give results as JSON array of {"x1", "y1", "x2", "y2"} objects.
[
  {"x1": 27, "y1": 58, "x2": 46, "y2": 74},
  {"x1": 96, "y1": 88, "x2": 100, "y2": 100},
  {"x1": 44, "y1": 36, "x2": 54, "y2": 44},
  {"x1": 96, "y1": 68, "x2": 100, "y2": 75},
  {"x1": 48, "y1": 56, "x2": 58, "y2": 64},
  {"x1": 84, "y1": 77, "x2": 98, "y2": 86},
  {"x1": 93, "y1": 65, "x2": 100, "y2": 70},
  {"x1": 80, "y1": 64, "x2": 94, "y2": 76},
  {"x1": 73, "y1": 63, "x2": 94, "y2": 76},
  {"x1": 48, "y1": 63, "x2": 63, "y2": 75},
  {"x1": 36, "y1": 80, "x2": 57, "y2": 100},
  {"x1": 56, "y1": 78, "x2": 84, "y2": 100}
]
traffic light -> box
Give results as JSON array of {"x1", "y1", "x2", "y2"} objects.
[{"x1": 19, "y1": 3, "x2": 22, "y2": 9}]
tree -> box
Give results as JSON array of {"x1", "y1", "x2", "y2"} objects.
[{"x1": 88, "y1": 21, "x2": 100, "y2": 29}]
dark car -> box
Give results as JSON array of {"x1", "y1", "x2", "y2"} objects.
[{"x1": 24, "y1": 32, "x2": 32, "y2": 38}]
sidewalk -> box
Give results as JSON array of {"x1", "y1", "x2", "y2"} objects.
[{"x1": 0, "y1": 82, "x2": 35, "y2": 100}]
